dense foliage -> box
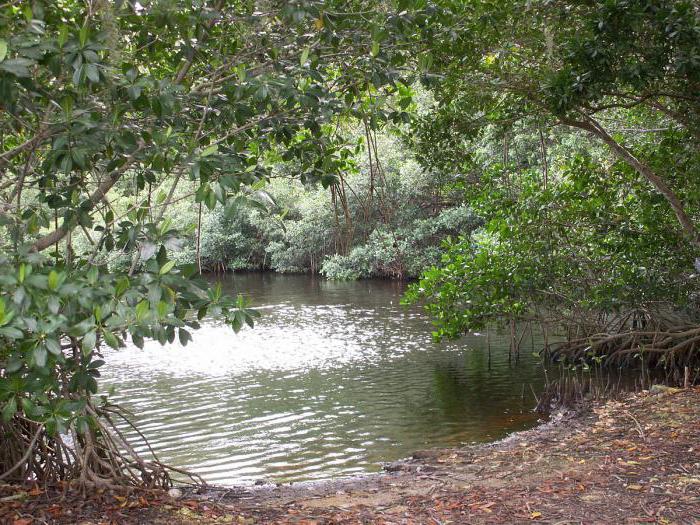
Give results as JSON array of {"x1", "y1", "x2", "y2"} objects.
[
  {"x1": 404, "y1": 0, "x2": 700, "y2": 374},
  {"x1": 0, "y1": 0, "x2": 420, "y2": 487},
  {"x1": 167, "y1": 132, "x2": 479, "y2": 279},
  {"x1": 406, "y1": 138, "x2": 697, "y2": 333},
  {"x1": 1, "y1": 0, "x2": 698, "y2": 489}
]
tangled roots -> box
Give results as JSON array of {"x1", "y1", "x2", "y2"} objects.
[
  {"x1": 544, "y1": 308, "x2": 700, "y2": 378},
  {"x1": 0, "y1": 401, "x2": 203, "y2": 490}
]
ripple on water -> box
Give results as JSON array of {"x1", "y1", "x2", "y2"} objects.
[{"x1": 100, "y1": 273, "x2": 547, "y2": 485}]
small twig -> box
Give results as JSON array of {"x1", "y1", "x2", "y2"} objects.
[{"x1": 622, "y1": 410, "x2": 646, "y2": 441}]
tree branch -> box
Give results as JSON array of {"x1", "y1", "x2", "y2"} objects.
[
  {"x1": 562, "y1": 115, "x2": 699, "y2": 248},
  {"x1": 31, "y1": 144, "x2": 145, "y2": 252}
]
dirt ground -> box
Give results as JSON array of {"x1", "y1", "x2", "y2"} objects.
[{"x1": 1, "y1": 387, "x2": 699, "y2": 524}]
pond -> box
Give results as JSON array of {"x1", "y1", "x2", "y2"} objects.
[{"x1": 101, "y1": 273, "x2": 548, "y2": 485}]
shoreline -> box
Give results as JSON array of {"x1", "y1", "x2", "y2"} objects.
[
  {"x1": 188, "y1": 409, "x2": 566, "y2": 505},
  {"x1": 2, "y1": 388, "x2": 698, "y2": 523}
]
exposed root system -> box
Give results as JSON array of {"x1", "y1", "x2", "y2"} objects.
[
  {"x1": 0, "y1": 401, "x2": 202, "y2": 492},
  {"x1": 539, "y1": 307, "x2": 700, "y2": 376}
]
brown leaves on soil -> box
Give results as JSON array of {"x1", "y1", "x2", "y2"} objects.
[{"x1": 0, "y1": 484, "x2": 254, "y2": 524}]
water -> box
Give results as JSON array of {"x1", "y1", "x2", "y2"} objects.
[{"x1": 100, "y1": 273, "x2": 548, "y2": 485}]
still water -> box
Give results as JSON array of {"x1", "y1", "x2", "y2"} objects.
[{"x1": 101, "y1": 273, "x2": 547, "y2": 485}]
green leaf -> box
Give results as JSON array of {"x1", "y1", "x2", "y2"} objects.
[
  {"x1": 82, "y1": 330, "x2": 97, "y2": 355},
  {"x1": 147, "y1": 283, "x2": 162, "y2": 304},
  {"x1": 201, "y1": 144, "x2": 218, "y2": 157},
  {"x1": 45, "y1": 338, "x2": 62, "y2": 355},
  {"x1": 131, "y1": 333, "x2": 144, "y2": 349},
  {"x1": 206, "y1": 190, "x2": 217, "y2": 210},
  {"x1": 45, "y1": 418, "x2": 56, "y2": 436},
  {"x1": 86, "y1": 266, "x2": 98, "y2": 285},
  {"x1": 224, "y1": 200, "x2": 238, "y2": 218},
  {"x1": 6, "y1": 358, "x2": 22, "y2": 373},
  {"x1": 0, "y1": 326, "x2": 23, "y2": 339},
  {"x1": 255, "y1": 84, "x2": 269, "y2": 100},
  {"x1": 135, "y1": 300, "x2": 150, "y2": 321},
  {"x1": 231, "y1": 313, "x2": 242, "y2": 333},
  {"x1": 2, "y1": 397, "x2": 17, "y2": 422},
  {"x1": 244, "y1": 313, "x2": 255, "y2": 329},
  {"x1": 79, "y1": 23, "x2": 89, "y2": 47},
  {"x1": 0, "y1": 58, "x2": 33, "y2": 77},
  {"x1": 0, "y1": 39, "x2": 7, "y2": 62},
  {"x1": 156, "y1": 301, "x2": 169, "y2": 318},
  {"x1": 236, "y1": 64, "x2": 246, "y2": 81},
  {"x1": 159, "y1": 261, "x2": 176, "y2": 275},
  {"x1": 127, "y1": 85, "x2": 142, "y2": 100},
  {"x1": 178, "y1": 328, "x2": 192, "y2": 346},
  {"x1": 0, "y1": 300, "x2": 9, "y2": 326},
  {"x1": 77, "y1": 416, "x2": 89, "y2": 435},
  {"x1": 72, "y1": 64, "x2": 84, "y2": 85},
  {"x1": 48, "y1": 270, "x2": 59, "y2": 291},
  {"x1": 102, "y1": 329, "x2": 119, "y2": 349},
  {"x1": 33, "y1": 345, "x2": 47, "y2": 367},
  {"x1": 115, "y1": 277, "x2": 130, "y2": 296},
  {"x1": 85, "y1": 63, "x2": 100, "y2": 83},
  {"x1": 20, "y1": 398, "x2": 36, "y2": 417},
  {"x1": 69, "y1": 318, "x2": 94, "y2": 337}
]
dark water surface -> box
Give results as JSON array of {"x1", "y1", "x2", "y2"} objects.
[{"x1": 101, "y1": 273, "x2": 548, "y2": 485}]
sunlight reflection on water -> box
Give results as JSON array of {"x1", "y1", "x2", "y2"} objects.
[{"x1": 101, "y1": 273, "x2": 547, "y2": 485}]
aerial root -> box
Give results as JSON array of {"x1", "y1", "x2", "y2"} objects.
[
  {"x1": 0, "y1": 400, "x2": 204, "y2": 490},
  {"x1": 541, "y1": 308, "x2": 700, "y2": 375}
]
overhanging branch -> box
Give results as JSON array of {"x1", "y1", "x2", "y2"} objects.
[
  {"x1": 561, "y1": 115, "x2": 700, "y2": 249},
  {"x1": 31, "y1": 143, "x2": 145, "y2": 253}
]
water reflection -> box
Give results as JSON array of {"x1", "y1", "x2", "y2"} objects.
[{"x1": 100, "y1": 273, "x2": 547, "y2": 485}]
